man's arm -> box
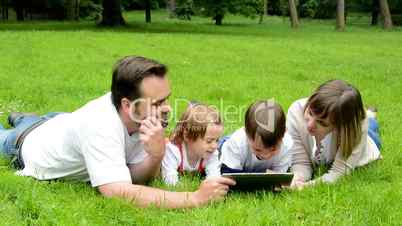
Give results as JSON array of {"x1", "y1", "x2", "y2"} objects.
[
  {"x1": 130, "y1": 116, "x2": 166, "y2": 184},
  {"x1": 98, "y1": 177, "x2": 236, "y2": 209},
  {"x1": 128, "y1": 155, "x2": 163, "y2": 184}
]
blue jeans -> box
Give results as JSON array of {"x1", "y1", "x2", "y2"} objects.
[
  {"x1": 0, "y1": 112, "x2": 61, "y2": 159},
  {"x1": 368, "y1": 117, "x2": 381, "y2": 150}
]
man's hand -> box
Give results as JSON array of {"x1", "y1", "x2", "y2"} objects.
[
  {"x1": 189, "y1": 177, "x2": 236, "y2": 207},
  {"x1": 139, "y1": 116, "x2": 165, "y2": 160}
]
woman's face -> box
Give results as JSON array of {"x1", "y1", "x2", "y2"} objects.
[{"x1": 304, "y1": 107, "x2": 333, "y2": 138}]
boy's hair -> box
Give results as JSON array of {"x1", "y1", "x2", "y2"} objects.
[
  {"x1": 305, "y1": 79, "x2": 365, "y2": 158},
  {"x1": 171, "y1": 102, "x2": 223, "y2": 145},
  {"x1": 244, "y1": 100, "x2": 286, "y2": 148},
  {"x1": 111, "y1": 56, "x2": 167, "y2": 110}
]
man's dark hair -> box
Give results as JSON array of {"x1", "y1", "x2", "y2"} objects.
[
  {"x1": 111, "y1": 56, "x2": 167, "y2": 110},
  {"x1": 244, "y1": 100, "x2": 286, "y2": 148}
]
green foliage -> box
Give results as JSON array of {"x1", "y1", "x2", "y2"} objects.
[
  {"x1": 228, "y1": 0, "x2": 264, "y2": 19},
  {"x1": 299, "y1": 0, "x2": 337, "y2": 19},
  {"x1": 267, "y1": 0, "x2": 283, "y2": 16},
  {"x1": 175, "y1": 0, "x2": 194, "y2": 20},
  {"x1": 121, "y1": 0, "x2": 165, "y2": 10},
  {"x1": 389, "y1": 0, "x2": 402, "y2": 13},
  {"x1": 194, "y1": 0, "x2": 264, "y2": 24},
  {"x1": 195, "y1": 0, "x2": 227, "y2": 21},
  {"x1": 79, "y1": 0, "x2": 103, "y2": 20}
]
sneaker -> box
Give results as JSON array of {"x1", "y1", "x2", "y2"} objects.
[{"x1": 366, "y1": 107, "x2": 377, "y2": 119}]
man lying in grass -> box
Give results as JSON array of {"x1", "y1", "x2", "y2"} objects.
[{"x1": 0, "y1": 56, "x2": 235, "y2": 209}]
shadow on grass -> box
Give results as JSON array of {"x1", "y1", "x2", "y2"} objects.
[
  {"x1": 0, "y1": 20, "x2": 296, "y2": 38},
  {"x1": 1, "y1": 19, "x2": 399, "y2": 40}
]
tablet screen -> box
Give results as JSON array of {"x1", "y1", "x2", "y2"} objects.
[{"x1": 222, "y1": 172, "x2": 294, "y2": 191}]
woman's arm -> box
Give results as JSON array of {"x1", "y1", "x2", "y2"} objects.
[{"x1": 286, "y1": 100, "x2": 314, "y2": 184}]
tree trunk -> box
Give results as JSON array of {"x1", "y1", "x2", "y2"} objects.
[
  {"x1": 259, "y1": 13, "x2": 264, "y2": 24},
  {"x1": 379, "y1": 0, "x2": 393, "y2": 29},
  {"x1": 145, "y1": 0, "x2": 151, "y2": 23},
  {"x1": 336, "y1": 0, "x2": 345, "y2": 31},
  {"x1": 288, "y1": 0, "x2": 299, "y2": 28},
  {"x1": 75, "y1": 0, "x2": 80, "y2": 20},
  {"x1": 100, "y1": 0, "x2": 126, "y2": 26},
  {"x1": 371, "y1": 0, "x2": 379, "y2": 25},
  {"x1": 1, "y1": 0, "x2": 9, "y2": 20},
  {"x1": 167, "y1": 0, "x2": 176, "y2": 18},
  {"x1": 14, "y1": 0, "x2": 24, "y2": 21},
  {"x1": 64, "y1": 0, "x2": 76, "y2": 20},
  {"x1": 214, "y1": 14, "x2": 223, "y2": 25}
]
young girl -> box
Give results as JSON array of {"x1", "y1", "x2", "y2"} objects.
[
  {"x1": 161, "y1": 102, "x2": 224, "y2": 186},
  {"x1": 287, "y1": 79, "x2": 382, "y2": 189}
]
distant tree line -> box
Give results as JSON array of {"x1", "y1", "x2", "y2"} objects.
[{"x1": 1, "y1": 0, "x2": 400, "y2": 29}]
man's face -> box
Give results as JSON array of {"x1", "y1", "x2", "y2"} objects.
[
  {"x1": 248, "y1": 134, "x2": 281, "y2": 160},
  {"x1": 128, "y1": 76, "x2": 172, "y2": 127}
]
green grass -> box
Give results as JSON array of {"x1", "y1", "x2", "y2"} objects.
[{"x1": 1, "y1": 10, "x2": 402, "y2": 225}]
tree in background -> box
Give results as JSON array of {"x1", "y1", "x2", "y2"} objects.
[
  {"x1": 288, "y1": 0, "x2": 299, "y2": 28},
  {"x1": 194, "y1": 0, "x2": 226, "y2": 25},
  {"x1": 100, "y1": 0, "x2": 126, "y2": 26},
  {"x1": 379, "y1": 0, "x2": 393, "y2": 28},
  {"x1": 13, "y1": 0, "x2": 24, "y2": 21},
  {"x1": 336, "y1": 0, "x2": 345, "y2": 30},
  {"x1": 145, "y1": 0, "x2": 151, "y2": 22},
  {"x1": 65, "y1": 0, "x2": 80, "y2": 20},
  {"x1": 174, "y1": 0, "x2": 193, "y2": 20},
  {"x1": 371, "y1": 0, "x2": 380, "y2": 25},
  {"x1": 165, "y1": 0, "x2": 176, "y2": 17},
  {"x1": 194, "y1": 0, "x2": 280, "y2": 25}
]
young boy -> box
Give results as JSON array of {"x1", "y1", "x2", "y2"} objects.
[{"x1": 220, "y1": 100, "x2": 292, "y2": 173}]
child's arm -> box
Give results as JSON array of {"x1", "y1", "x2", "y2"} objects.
[
  {"x1": 286, "y1": 100, "x2": 313, "y2": 183},
  {"x1": 161, "y1": 143, "x2": 181, "y2": 186},
  {"x1": 219, "y1": 138, "x2": 244, "y2": 173}
]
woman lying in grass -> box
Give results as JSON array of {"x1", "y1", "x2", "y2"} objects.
[
  {"x1": 287, "y1": 79, "x2": 382, "y2": 189},
  {"x1": 161, "y1": 102, "x2": 223, "y2": 186}
]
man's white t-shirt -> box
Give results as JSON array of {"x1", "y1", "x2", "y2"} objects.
[
  {"x1": 161, "y1": 142, "x2": 221, "y2": 186},
  {"x1": 220, "y1": 127, "x2": 292, "y2": 173},
  {"x1": 18, "y1": 92, "x2": 148, "y2": 187}
]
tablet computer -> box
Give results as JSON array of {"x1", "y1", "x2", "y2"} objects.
[{"x1": 222, "y1": 172, "x2": 294, "y2": 191}]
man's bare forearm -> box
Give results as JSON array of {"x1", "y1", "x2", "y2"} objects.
[{"x1": 99, "y1": 182, "x2": 200, "y2": 209}]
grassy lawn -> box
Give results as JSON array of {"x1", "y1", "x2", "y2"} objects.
[{"x1": 1, "y1": 10, "x2": 402, "y2": 225}]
